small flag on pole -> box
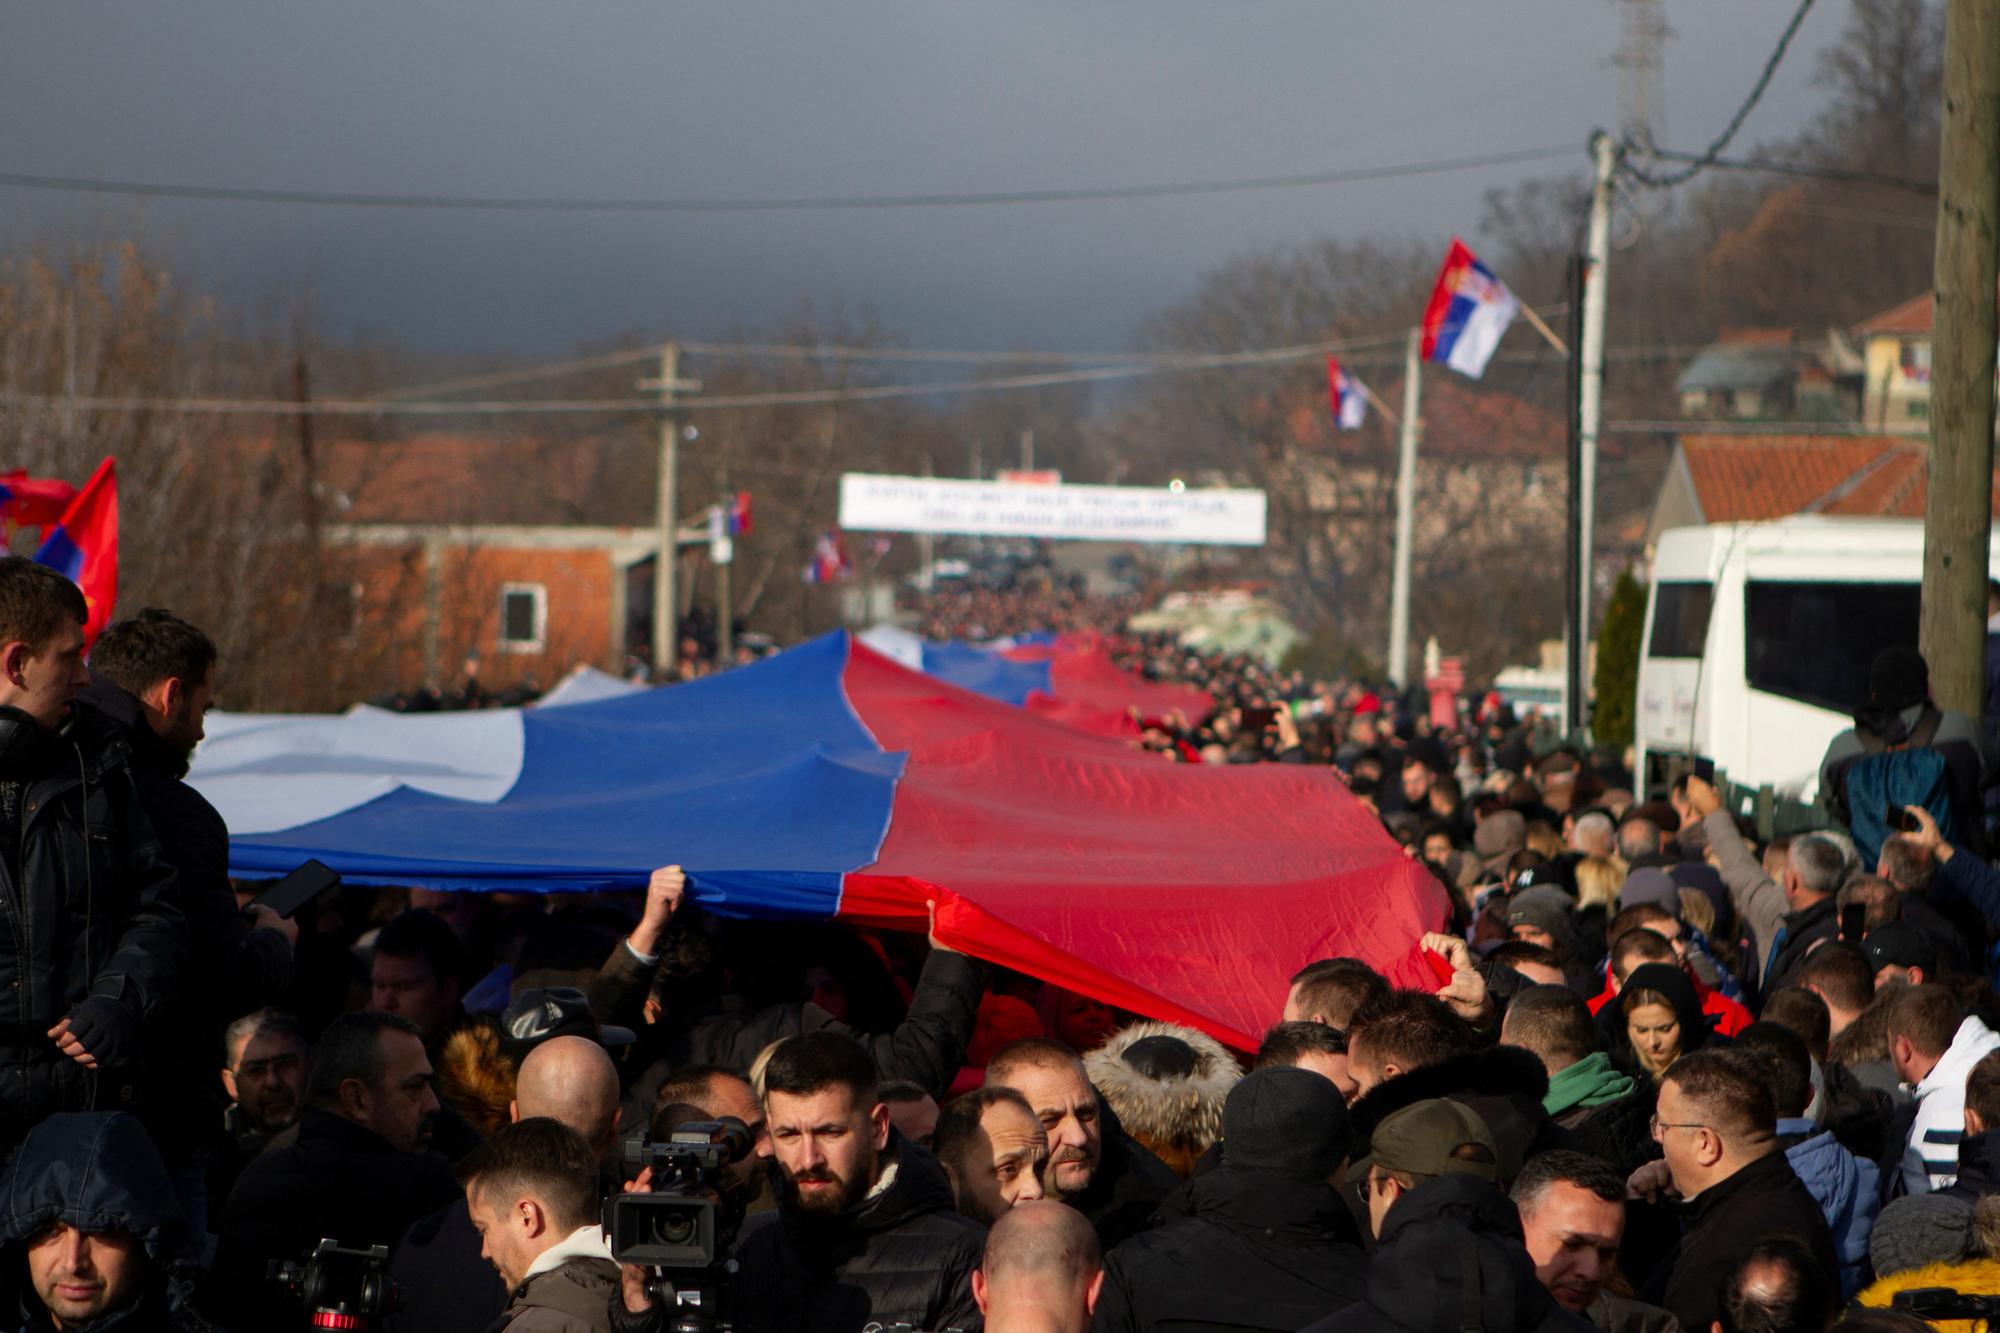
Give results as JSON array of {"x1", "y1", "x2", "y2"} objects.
[
  {"x1": 1327, "y1": 357, "x2": 1367, "y2": 430},
  {"x1": 1420, "y1": 237, "x2": 1520, "y2": 379},
  {"x1": 727, "y1": 491, "x2": 753, "y2": 536},
  {"x1": 33, "y1": 457, "x2": 117, "y2": 646},
  {"x1": 804, "y1": 530, "x2": 852, "y2": 585},
  {"x1": 0, "y1": 471, "x2": 78, "y2": 532}
]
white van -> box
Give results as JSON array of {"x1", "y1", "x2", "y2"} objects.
[{"x1": 1635, "y1": 516, "x2": 1998, "y2": 801}]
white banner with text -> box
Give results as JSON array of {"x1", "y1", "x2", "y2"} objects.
[{"x1": 837, "y1": 473, "x2": 1267, "y2": 546}]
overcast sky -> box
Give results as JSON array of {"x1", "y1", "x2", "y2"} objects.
[{"x1": 1, "y1": 3, "x2": 1848, "y2": 359}]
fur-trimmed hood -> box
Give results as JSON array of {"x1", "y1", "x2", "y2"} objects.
[
  {"x1": 1085, "y1": 1020, "x2": 1242, "y2": 1173},
  {"x1": 437, "y1": 1020, "x2": 517, "y2": 1139},
  {"x1": 1348, "y1": 1044, "x2": 1561, "y2": 1184},
  {"x1": 1858, "y1": 1255, "x2": 2000, "y2": 1333}
]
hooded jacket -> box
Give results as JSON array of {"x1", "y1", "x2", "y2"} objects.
[
  {"x1": 0, "y1": 706, "x2": 186, "y2": 1142},
  {"x1": 1857, "y1": 1254, "x2": 2000, "y2": 1333},
  {"x1": 729, "y1": 1132, "x2": 984, "y2": 1333},
  {"x1": 1544, "y1": 1053, "x2": 1658, "y2": 1178},
  {"x1": 1350, "y1": 1045, "x2": 1574, "y2": 1187},
  {"x1": 1776, "y1": 1116, "x2": 1880, "y2": 1298},
  {"x1": 1093, "y1": 1169, "x2": 1366, "y2": 1333},
  {"x1": 497, "y1": 1226, "x2": 619, "y2": 1333},
  {"x1": 0, "y1": 1112, "x2": 217, "y2": 1333},
  {"x1": 1305, "y1": 1176, "x2": 1594, "y2": 1333},
  {"x1": 1084, "y1": 1021, "x2": 1241, "y2": 1180},
  {"x1": 1599, "y1": 964, "x2": 1713, "y2": 1081},
  {"x1": 1586, "y1": 968, "x2": 1752, "y2": 1039},
  {"x1": 1903, "y1": 1016, "x2": 2000, "y2": 1195}
]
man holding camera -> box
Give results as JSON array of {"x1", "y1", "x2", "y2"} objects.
[
  {"x1": 461, "y1": 1118, "x2": 620, "y2": 1333},
  {"x1": 620, "y1": 1030, "x2": 983, "y2": 1333}
]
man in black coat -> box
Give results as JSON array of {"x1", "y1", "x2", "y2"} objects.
[
  {"x1": 985, "y1": 1038, "x2": 1180, "y2": 1251},
  {"x1": 679, "y1": 1030, "x2": 983, "y2": 1333},
  {"x1": 1093, "y1": 1068, "x2": 1368, "y2": 1333},
  {"x1": 1630, "y1": 1050, "x2": 1838, "y2": 1331},
  {"x1": 0, "y1": 559, "x2": 187, "y2": 1146},
  {"x1": 82, "y1": 608, "x2": 297, "y2": 1228},
  {"x1": 212, "y1": 1011, "x2": 459, "y2": 1328}
]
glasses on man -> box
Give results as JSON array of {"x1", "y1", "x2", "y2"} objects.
[{"x1": 1649, "y1": 1114, "x2": 1709, "y2": 1139}]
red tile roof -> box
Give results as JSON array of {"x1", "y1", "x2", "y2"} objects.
[
  {"x1": 1678, "y1": 433, "x2": 2000, "y2": 522},
  {"x1": 1854, "y1": 293, "x2": 1933, "y2": 338}
]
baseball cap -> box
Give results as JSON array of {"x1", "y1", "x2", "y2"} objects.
[
  {"x1": 1863, "y1": 922, "x2": 1938, "y2": 976},
  {"x1": 498, "y1": 987, "x2": 637, "y2": 1065},
  {"x1": 1368, "y1": 1098, "x2": 1498, "y2": 1182}
]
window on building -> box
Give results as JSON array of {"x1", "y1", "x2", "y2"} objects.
[
  {"x1": 1901, "y1": 340, "x2": 1932, "y2": 384},
  {"x1": 1744, "y1": 580, "x2": 1921, "y2": 713},
  {"x1": 499, "y1": 583, "x2": 547, "y2": 653}
]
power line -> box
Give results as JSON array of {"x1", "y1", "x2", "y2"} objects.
[
  {"x1": 1645, "y1": 149, "x2": 1938, "y2": 196},
  {"x1": 0, "y1": 144, "x2": 1577, "y2": 215},
  {"x1": 1624, "y1": 0, "x2": 1819, "y2": 190}
]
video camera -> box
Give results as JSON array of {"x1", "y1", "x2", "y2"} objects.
[
  {"x1": 607, "y1": 1117, "x2": 754, "y2": 1333},
  {"x1": 1892, "y1": 1287, "x2": 2000, "y2": 1321},
  {"x1": 269, "y1": 1239, "x2": 396, "y2": 1331}
]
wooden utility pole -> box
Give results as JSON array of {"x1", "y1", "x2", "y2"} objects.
[
  {"x1": 1920, "y1": 0, "x2": 2000, "y2": 718},
  {"x1": 1386, "y1": 329, "x2": 1421, "y2": 687},
  {"x1": 641, "y1": 343, "x2": 700, "y2": 677}
]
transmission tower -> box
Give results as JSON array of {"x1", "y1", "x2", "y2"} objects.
[{"x1": 1610, "y1": 0, "x2": 1671, "y2": 148}]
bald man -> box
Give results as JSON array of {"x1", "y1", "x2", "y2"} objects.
[
  {"x1": 387, "y1": 1036, "x2": 624, "y2": 1333},
  {"x1": 972, "y1": 1202, "x2": 1103, "y2": 1333}
]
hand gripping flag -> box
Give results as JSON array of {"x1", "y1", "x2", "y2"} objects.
[
  {"x1": 1421, "y1": 238, "x2": 1520, "y2": 379},
  {"x1": 1327, "y1": 357, "x2": 1367, "y2": 430},
  {"x1": 0, "y1": 471, "x2": 78, "y2": 532},
  {"x1": 33, "y1": 457, "x2": 117, "y2": 646}
]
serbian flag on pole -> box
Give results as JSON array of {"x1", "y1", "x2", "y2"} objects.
[
  {"x1": 33, "y1": 457, "x2": 117, "y2": 646},
  {"x1": 727, "y1": 491, "x2": 753, "y2": 537},
  {"x1": 0, "y1": 472, "x2": 78, "y2": 532},
  {"x1": 805, "y1": 531, "x2": 852, "y2": 585},
  {"x1": 1326, "y1": 357, "x2": 1367, "y2": 430},
  {"x1": 1420, "y1": 237, "x2": 1520, "y2": 379}
]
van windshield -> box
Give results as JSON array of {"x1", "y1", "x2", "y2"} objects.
[
  {"x1": 1648, "y1": 582, "x2": 1714, "y2": 659},
  {"x1": 1744, "y1": 580, "x2": 1922, "y2": 713}
]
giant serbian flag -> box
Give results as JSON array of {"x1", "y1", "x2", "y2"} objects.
[
  {"x1": 192, "y1": 633, "x2": 1445, "y2": 1048},
  {"x1": 1421, "y1": 238, "x2": 1521, "y2": 379}
]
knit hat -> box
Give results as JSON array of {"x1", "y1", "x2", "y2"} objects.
[
  {"x1": 1868, "y1": 645, "x2": 1930, "y2": 713},
  {"x1": 1220, "y1": 1067, "x2": 1352, "y2": 1182},
  {"x1": 1871, "y1": 1194, "x2": 1974, "y2": 1277},
  {"x1": 1620, "y1": 866, "x2": 1681, "y2": 913},
  {"x1": 1369, "y1": 1098, "x2": 1499, "y2": 1183}
]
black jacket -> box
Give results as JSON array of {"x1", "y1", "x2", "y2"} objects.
[
  {"x1": 1349, "y1": 1045, "x2": 1575, "y2": 1187},
  {"x1": 383, "y1": 1197, "x2": 507, "y2": 1333},
  {"x1": 730, "y1": 1132, "x2": 984, "y2": 1333},
  {"x1": 619, "y1": 948, "x2": 986, "y2": 1111},
  {"x1": 1767, "y1": 897, "x2": 1840, "y2": 993},
  {"x1": 1094, "y1": 1169, "x2": 1367, "y2": 1333},
  {"x1": 0, "y1": 706, "x2": 186, "y2": 1145},
  {"x1": 1641, "y1": 1149, "x2": 1839, "y2": 1332},
  {"x1": 1069, "y1": 1121, "x2": 1182, "y2": 1251},
  {"x1": 76, "y1": 677, "x2": 291, "y2": 1154},
  {"x1": 210, "y1": 1111, "x2": 459, "y2": 1328},
  {"x1": 1552, "y1": 1077, "x2": 1658, "y2": 1180},
  {"x1": 1941, "y1": 1127, "x2": 2000, "y2": 1202},
  {"x1": 0, "y1": 1111, "x2": 220, "y2": 1332},
  {"x1": 1306, "y1": 1175, "x2": 1593, "y2": 1333}
]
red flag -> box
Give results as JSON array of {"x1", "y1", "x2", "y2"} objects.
[{"x1": 33, "y1": 458, "x2": 117, "y2": 646}]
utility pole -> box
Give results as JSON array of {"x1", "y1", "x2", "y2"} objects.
[
  {"x1": 1921, "y1": 0, "x2": 2000, "y2": 718},
  {"x1": 1020, "y1": 429, "x2": 1034, "y2": 472},
  {"x1": 641, "y1": 342, "x2": 700, "y2": 677},
  {"x1": 714, "y1": 493, "x2": 734, "y2": 665},
  {"x1": 1387, "y1": 329, "x2": 1421, "y2": 688},
  {"x1": 1563, "y1": 252, "x2": 1588, "y2": 738},
  {"x1": 1573, "y1": 131, "x2": 1618, "y2": 736}
]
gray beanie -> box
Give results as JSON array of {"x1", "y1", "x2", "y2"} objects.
[
  {"x1": 1870, "y1": 1193, "x2": 1974, "y2": 1277},
  {"x1": 1620, "y1": 866, "x2": 1681, "y2": 913}
]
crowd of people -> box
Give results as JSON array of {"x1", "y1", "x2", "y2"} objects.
[{"x1": 5, "y1": 550, "x2": 2000, "y2": 1332}]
